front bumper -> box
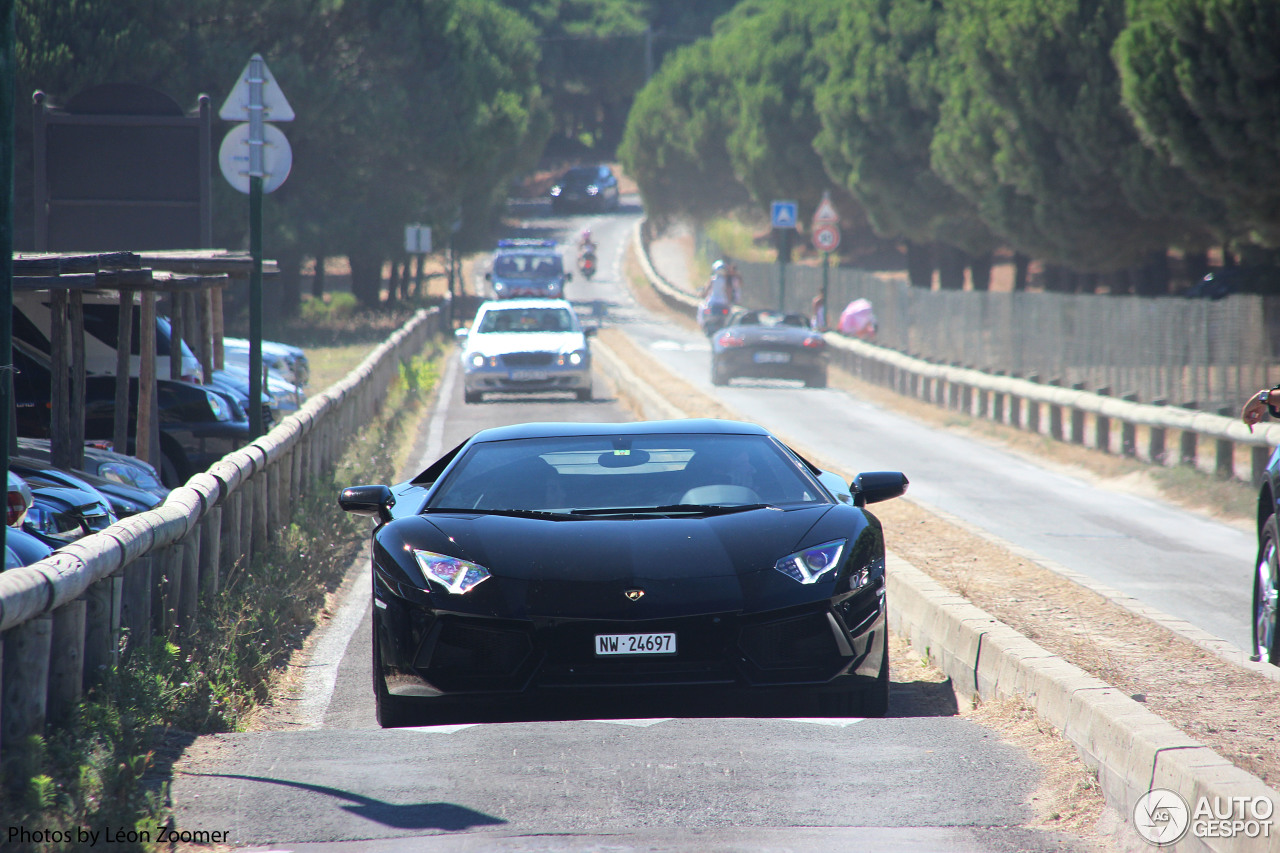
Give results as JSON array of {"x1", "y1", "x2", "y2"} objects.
[
  {"x1": 715, "y1": 348, "x2": 827, "y2": 381},
  {"x1": 462, "y1": 357, "x2": 591, "y2": 395},
  {"x1": 374, "y1": 572, "x2": 886, "y2": 700}
]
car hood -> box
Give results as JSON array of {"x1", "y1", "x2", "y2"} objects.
[
  {"x1": 464, "y1": 332, "x2": 586, "y2": 356},
  {"x1": 403, "y1": 505, "x2": 837, "y2": 619}
]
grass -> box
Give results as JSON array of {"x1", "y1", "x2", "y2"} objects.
[{"x1": 0, "y1": 320, "x2": 443, "y2": 852}]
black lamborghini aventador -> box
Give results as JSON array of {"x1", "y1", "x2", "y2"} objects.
[{"x1": 339, "y1": 419, "x2": 908, "y2": 727}]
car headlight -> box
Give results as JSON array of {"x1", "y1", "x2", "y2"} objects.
[
  {"x1": 469, "y1": 353, "x2": 487, "y2": 368},
  {"x1": 493, "y1": 281, "x2": 507, "y2": 293},
  {"x1": 586, "y1": 185, "x2": 599, "y2": 195},
  {"x1": 25, "y1": 505, "x2": 83, "y2": 542},
  {"x1": 410, "y1": 549, "x2": 491, "y2": 594},
  {"x1": 774, "y1": 539, "x2": 847, "y2": 585},
  {"x1": 558, "y1": 351, "x2": 587, "y2": 366},
  {"x1": 550, "y1": 186, "x2": 563, "y2": 197},
  {"x1": 97, "y1": 461, "x2": 164, "y2": 492},
  {"x1": 204, "y1": 390, "x2": 232, "y2": 422}
]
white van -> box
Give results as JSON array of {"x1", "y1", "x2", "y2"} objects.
[{"x1": 13, "y1": 289, "x2": 204, "y2": 380}]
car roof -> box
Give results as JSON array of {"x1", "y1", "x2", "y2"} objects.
[{"x1": 467, "y1": 419, "x2": 771, "y2": 444}]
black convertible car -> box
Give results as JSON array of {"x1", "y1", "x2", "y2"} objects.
[
  {"x1": 340, "y1": 419, "x2": 908, "y2": 727},
  {"x1": 710, "y1": 310, "x2": 828, "y2": 388}
]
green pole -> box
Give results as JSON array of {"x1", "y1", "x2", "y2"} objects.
[
  {"x1": 0, "y1": 0, "x2": 14, "y2": 561},
  {"x1": 821, "y1": 252, "x2": 829, "y2": 329},
  {"x1": 249, "y1": 175, "x2": 263, "y2": 438}
]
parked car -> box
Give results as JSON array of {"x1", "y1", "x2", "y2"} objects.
[
  {"x1": 485, "y1": 239, "x2": 572, "y2": 299},
  {"x1": 5, "y1": 472, "x2": 54, "y2": 570},
  {"x1": 1185, "y1": 266, "x2": 1280, "y2": 299},
  {"x1": 14, "y1": 438, "x2": 169, "y2": 518},
  {"x1": 18, "y1": 467, "x2": 118, "y2": 549},
  {"x1": 549, "y1": 165, "x2": 621, "y2": 213},
  {"x1": 710, "y1": 309, "x2": 828, "y2": 388},
  {"x1": 339, "y1": 419, "x2": 908, "y2": 727},
  {"x1": 12, "y1": 339, "x2": 253, "y2": 487},
  {"x1": 455, "y1": 299, "x2": 593, "y2": 403},
  {"x1": 222, "y1": 337, "x2": 310, "y2": 389},
  {"x1": 1253, "y1": 450, "x2": 1280, "y2": 665}
]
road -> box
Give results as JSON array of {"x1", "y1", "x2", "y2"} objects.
[{"x1": 168, "y1": 197, "x2": 1110, "y2": 852}]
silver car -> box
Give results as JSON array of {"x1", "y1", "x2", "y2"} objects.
[{"x1": 456, "y1": 299, "x2": 594, "y2": 403}]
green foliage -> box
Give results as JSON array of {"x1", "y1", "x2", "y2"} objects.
[
  {"x1": 300, "y1": 292, "x2": 359, "y2": 324},
  {"x1": 618, "y1": 39, "x2": 750, "y2": 228},
  {"x1": 1116, "y1": 0, "x2": 1280, "y2": 247},
  {"x1": 812, "y1": 0, "x2": 994, "y2": 254},
  {"x1": 929, "y1": 0, "x2": 1213, "y2": 271}
]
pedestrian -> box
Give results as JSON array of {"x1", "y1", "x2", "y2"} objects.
[{"x1": 811, "y1": 293, "x2": 826, "y2": 331}]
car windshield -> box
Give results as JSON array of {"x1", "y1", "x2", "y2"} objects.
[
  {"x1": 492, "y1": 253, "x2": 562, "y2": 279},
  {"x1": 562, "y1": 168, "x2": 602, "y2": 187},
  {"x1": 427, "y1": 433, "x2": 830, "y2": 514},
  {"x1": 476, "y1": 307, "x2": 576, "y2": 334}
]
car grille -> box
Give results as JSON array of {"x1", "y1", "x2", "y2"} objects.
[
  {"x1": 501, "y1": 352, "x2": 555, "y2": 367},
  {"x1": 738, "y1": 611, "x2": 841, "y2": 671}
]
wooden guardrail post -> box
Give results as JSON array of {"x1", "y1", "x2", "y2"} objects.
[
  {"x1": 179, "y1": 529, "x2": 200, "y2": 632},
  {"x1": 1147, "y1": 400, "x2": 1167, "y2": 465},
  {"x1": 48, "y1": 600, "x2": 86, "y2": 725},
  {"x1": 221, "y1": 490, "x2": 242, "y2": 579},
  {"x1": 253, "y1": 473, "x2": 269, "y2": 552},
  {"x1": 1094, "y1": 387, "x2": 1112, "y2": 452},
  {"x1": 2, "y1": 615, "x2": 53, "y2": 748},
  {"x1": 200, "y1": 506, "x2": 222, "y2": 597},
  {"x1": 1216, "y1": 407, "x2": 1234, "y2": 478},
  {"x1": 1025, "y1": 375, "x2": 1040, "y2": 434},
  {"x1": 1070, "y1": 383, "x2": 1086, "y2": 445},
  {"x1": 156, "y1": 545, "x2": 182, "y2": 636},
  {"x1": 1047, "y1": 379, "x2": 1063, "y2": 440},
  {"x1": 83, "y1": 575, "x2": 122, "y2": 686},
  {"x1": 239, "y1": 478, "x2": 256, "y2": 561},
  {"x1": 121, "y1": 555, "x2": 153, "y2": 654},
  {"x1": 1121, "y1": 393, "x2": 1140, "y2": 457}
]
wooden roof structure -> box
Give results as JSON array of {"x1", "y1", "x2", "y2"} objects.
[{"x1": 10, "y1": 249, "x2": 277, "y2": 473}]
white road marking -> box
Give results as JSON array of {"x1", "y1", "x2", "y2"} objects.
[{"x1": 293, "y1": 562, "x2": 371, "y2": 729}]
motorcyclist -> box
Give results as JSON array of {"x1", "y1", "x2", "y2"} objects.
[
  {"x1": 577, "y1": 229, "x2": 598, "y2": 277},
  {"x1": 699, "y1": 259, "x2": 741, "y2": 334}
]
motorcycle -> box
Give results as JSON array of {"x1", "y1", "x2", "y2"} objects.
[
  {"x1": 698, "y1": 299, "x2": 732, "y2": 337},
  {"x1": 578, "y1": 247, "x2": 598, "y2": 279}
]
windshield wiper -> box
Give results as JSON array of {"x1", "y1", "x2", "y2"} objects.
[
  {"x1": 426, "y1": 506, "x2": 574, "y2": 520},
  {"x1": 569, "y1": 503, "x2": 771, "y2": 517}
]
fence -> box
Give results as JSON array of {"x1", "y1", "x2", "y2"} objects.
[
  {"x1": 0, "y1": 308, "x2": 442, "y2": 755},
  {"x1": 641, "y1": 222, "x2": 1280, "y2": 487},
  {"x1": 720, "y1": 256, "x2": 1280, "y2": 414}
]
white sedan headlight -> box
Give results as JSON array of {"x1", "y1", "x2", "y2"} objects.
[
  {"x1": 469, "y1": 353, "x2": 488, "y2": 368},
  {"x1": 411, "y1": 549, "x2": 491, "y2": 594},
  {"x1": 774, "y1": 540, "x2": 846, "y2": 585}
]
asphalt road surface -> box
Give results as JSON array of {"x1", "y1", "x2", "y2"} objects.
[{"x1": 169, "y1": 197, "x2": 1106, "y2": 852}]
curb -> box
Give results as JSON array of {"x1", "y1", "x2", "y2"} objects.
[{"x1": 614, "y1": 227, "x2": 1280, "y2": 852}]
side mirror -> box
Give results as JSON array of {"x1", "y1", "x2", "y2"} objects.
[
  {"x1": 851, "y1": 471, "x2": 908, "y2": 507},
  {"x1": 339, "y1": 484, "x2": 395, "y2": 524},
  {"x1": 484, "y1": 272, "x2": 493, "y2": 282},
  {"x1": 565, "y1": 272, "x2": 574, "y2": 281},
  {"x1": 583, "y1": 325, "x2": 597, "y2": 337},
  {"x1": 454, "y1": 328, "x2": 469, "y2": 340}
]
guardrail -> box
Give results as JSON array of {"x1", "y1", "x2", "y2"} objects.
[
  {"x1": 0, "y1": 307, "x2": 442, "y2": 753},
  {"x1": 634, "y1": 221, "x2": 1279, "y2": 488}
]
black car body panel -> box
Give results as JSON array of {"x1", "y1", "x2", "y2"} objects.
[
  {"x1": 549, "y1": 165, "x2": 620, "y2": 213},
  {"x1": 710, "y1": 310, "x2": 828, "y2": 387},
  {"x1": 342, "y1": 419, "x2": 906, "y2": 725},
  {"x1": 1252, "y1": 447, "x2": 1280, "y2": 665}
]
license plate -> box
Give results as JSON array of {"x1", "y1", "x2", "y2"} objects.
[
  {"x1": 753, "y1": 351, "x2": 791, "y2": 363},
  {"x1": 595, "y1": 633, "x2": 677, "y2": 656},
  {"x1": 509, "y1": 369, "x2": 549, "y2": 380}
]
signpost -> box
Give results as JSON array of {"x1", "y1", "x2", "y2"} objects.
[
  {"x1": 812, "y1": 191, "x2": 840, "y2": 330},
  {"x1": 771, "y1": 200, "x2": 798, "y2": 312},
  {"x1": 219, "y1": 55, "x2": 294, "y2": 438}
]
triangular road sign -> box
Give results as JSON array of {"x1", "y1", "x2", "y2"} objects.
[
  {"x1": 814, "y1": 191, "x2": 838, "y2": 224},
  {"x1": 219, "y1": 54, "x2": 295, "y2": 122}
]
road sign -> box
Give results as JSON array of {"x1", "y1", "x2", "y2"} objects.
[
  {"x1": 219, "y1": 123, "x2": 292, "y2": 193},
  {"x1": 770, "y1": 200, "x2": 798, "y2": 230},
  {"x1": 219, "y1": 54, "x2": 295, "y2": 122},
  {"x1": 812, "y1": 223, "x2": 841, "y2": 253},
  {"x1": 405, "y1": 224, "x2": 432, "y2": 254},
  {"x1": 813, "y1": 191, "x2": 838, "y2": 224}
]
